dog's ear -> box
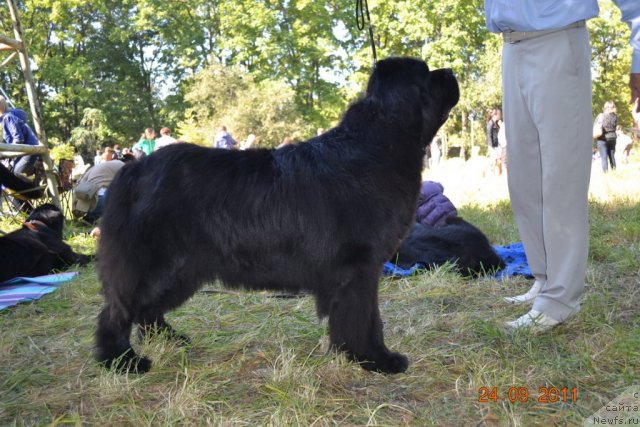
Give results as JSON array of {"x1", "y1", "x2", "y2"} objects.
[{"x1": 366, "y1": 58, "x2": 430, "y2": 135}]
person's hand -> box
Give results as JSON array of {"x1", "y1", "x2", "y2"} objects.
[{"x1": 90, "y1": 227, "x2": 101, "y2": 240}]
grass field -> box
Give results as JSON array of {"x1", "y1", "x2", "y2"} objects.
[{"x1": 1, "y1": 151, "x2": 639, "y2": 426}]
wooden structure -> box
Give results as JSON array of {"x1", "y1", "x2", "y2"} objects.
[{"x1": 0, "y1": 0, "x2": 60, "y2": 206}]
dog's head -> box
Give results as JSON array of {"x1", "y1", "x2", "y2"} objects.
[
  {"x1": 366, "y1": 57, "x2": 459, "y2": 145},
  {"x1": 26, "y1": 203, "x2": 65, "y2": 238}
]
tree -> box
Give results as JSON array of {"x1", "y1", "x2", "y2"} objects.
[
  {"x1": 344, "y1": 0, "x2": 497, "y2": 151},
  {"x1": 178, "y1": 63, "x2": 306, "y2": 148},
  {"x1": 68, "y1": 108, "x2": 112, "y2": 161},
  {"x1": 590, "y1": 1, "x2": 633, "y2": 127},
  {"x1": 1, "y1": 0, "x2": 634, "y2": 151}
]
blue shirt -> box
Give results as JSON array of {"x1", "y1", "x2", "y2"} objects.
[
  {"x1": 485, "y1": 0, "x2": 640, "y2": 72},
  {"x1": 214, "y1": 131, "x2": 237, "y2": 149}
]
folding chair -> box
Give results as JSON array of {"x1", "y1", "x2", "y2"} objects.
[
  {"x1": 56, "y1": 158, "x2": 75, "y2": 218},
  {"x1": 1, "y1": 185, "x2": 45, "y2": 220},
  {"x1": 0, "y1": 157, "x2": 49, "y2": 220}
]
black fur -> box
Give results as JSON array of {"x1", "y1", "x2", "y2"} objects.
[
  {"x1": 0, "y1": 204, "x2": 91, "y2": 283},
  {"x1": 0, "y1": 162, "x2": 44, "y2": 199},
  {"x1": 95, "y1": 57, "x2": 460, "y2": 374},
  {"x1": 394, "y1": 217, "x2": 505, "y2": 277}
]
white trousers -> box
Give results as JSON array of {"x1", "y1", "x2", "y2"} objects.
[{"x1": 502, "y1": 25, "x2": 592, "y2": 321}]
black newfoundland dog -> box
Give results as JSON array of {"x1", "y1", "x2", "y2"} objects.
[
  {"x1": 0, "y1": 204, "x2": 90, "y2": 283},
  {"x1": 96, "y1": 57, "x2": 460, "y2": 374}
]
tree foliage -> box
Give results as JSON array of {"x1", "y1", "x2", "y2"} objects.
[
  {"x1": 67, "y1": 108, "x2": 111, "y2": 159},
  {"x1": 590, "y1": 1, "x2": 633, "y2": 127},
  {"x1": 0, "y1": 0, "x2": 634, "y2": 152},
  {"x1": 179, "y1": 63, "x2": 305, "y2": 148}
]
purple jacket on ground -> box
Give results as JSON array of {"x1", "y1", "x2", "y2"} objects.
[{"x1": 415, "y1": 181, "x2": 457, "y2": 227}]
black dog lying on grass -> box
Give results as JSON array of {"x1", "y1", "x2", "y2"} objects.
[
  {"x1": 393, "y1": 217, "x2": 505, "y2": 277},
  {"x1": 0, "y1": 204, "x2": 91, "y2": 283},
  {"x1": 95, "y1": 57, "x2": 460, "y2": 374}
]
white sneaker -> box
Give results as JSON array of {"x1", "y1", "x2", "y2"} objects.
[
  {"x1": 505, "y1": 309, "x2": 560, "y2": 331},
  {"x1": 503, "y1": 280, "x2": 544, "y2": 305}
]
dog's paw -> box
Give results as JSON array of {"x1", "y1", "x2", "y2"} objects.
[
  {"x1": 359, "y1": 351, "x2": 409, "y2": 374},
  {"x1": 128, "y1": 356, "x2": 152, "y2": 373},
  {"x1": 100, "y1": 351, "x2": 152, "y2": 374}
]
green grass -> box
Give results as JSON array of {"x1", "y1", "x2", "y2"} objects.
[{"x1": 1, "y1": 154, "x2": 639, "y2": 426}]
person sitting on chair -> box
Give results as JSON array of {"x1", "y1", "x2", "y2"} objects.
[
  {"x1": 0, "y1": 95, "x2": 41, "y2": 179},
  {"x1": 72, "y1": 154, "x2": 136, "y2": 224}
]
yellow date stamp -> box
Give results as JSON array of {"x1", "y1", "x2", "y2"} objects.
[{"x1": 478, "y1": 386, "x2": 578, "y2": 403}]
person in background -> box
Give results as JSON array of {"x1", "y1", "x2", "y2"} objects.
[
  {"x1": 277, "y1": 136, "x2": 294, "y2": 149},
  {"x1": 93, "y1": 148, "x2": 103, "y2": 165},
  {"x1": 618, "y1": 126, "x2": 634, "y2": 163},
  {"x1": 240, "y1": 133, "x2": 257, "y2": 150},
  {"x1": 213, "y1": 125, "x2": 237, "y2": 149},
  {"x1": 73, "y1": 153, "x2": 136, "y2": 224},
  {"x1": 133, "y1": 128, "x2": 156, "y2": 155},
  {"x1": 430, "y1": 134, "x2": 442, "y2": 168},
  {"x1": 101, "y1": 147, "x2": 114, "y2": 162},
  {"x1": 485, "y1": 108, "x2": 503, "y2": 175},
  {"x1": 0, "y1": 95, "x2": 41, "y2": 178},
  {"x1": 485, "y1": 0, "x2": 640, "y2": 330},
  {"x1": 112, "y1": 144, "x2": 123, "y2": 160},
  {"x1": 497, "y1": 119, "x2": 507, "y2": 173},
  {"x1": 593, "y1": 100, "x2": 618, "y2": 172},
  {"x1": 154, "y1": 127, "x2": 178, "y2": 151}
]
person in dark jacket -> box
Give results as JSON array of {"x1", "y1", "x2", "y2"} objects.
[
  {"x1": 0, "y1": 96, "x2": 41, "y2": 177},
  {"x1": 213, "y1": 125, "x2": 238, "y2": 149},
  {"x1": 486, "y1": 108, "x2": 503, "y2": 175}
]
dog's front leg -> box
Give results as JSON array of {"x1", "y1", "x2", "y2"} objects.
[{"x1": 327, "y1": 268, "x2": 408, "y2": 374}]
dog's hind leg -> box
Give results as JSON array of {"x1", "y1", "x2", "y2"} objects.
[
  {"x1": 95, "y1": 305, "x2": 151, "y2": 373},
  {"x1": 327, "y1": 268, "x2": 409, "y2": 374},
  {"x1": 137, "y1": 310, "x2": 191, "y2": 345}
]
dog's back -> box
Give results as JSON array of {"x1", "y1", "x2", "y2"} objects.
[{"x1": 99, "y1": 141, "x2": 419, "y2": 294}]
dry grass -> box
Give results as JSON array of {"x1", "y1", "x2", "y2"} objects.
[{"x1": 1, "y1": 151, "x2": 639, "y2": 426}]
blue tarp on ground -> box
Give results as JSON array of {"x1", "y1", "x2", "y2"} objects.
[
  {"x1": 0, "y1": 272, "x2": 78, "y2": 311},
  {"x1": 383, "y1": 242, "x2": 533, "y2": 279}
]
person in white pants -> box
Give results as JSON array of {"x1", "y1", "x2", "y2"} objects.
[{"x1": 484, "y1": 1, "x2": 640, "y2": 330}]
